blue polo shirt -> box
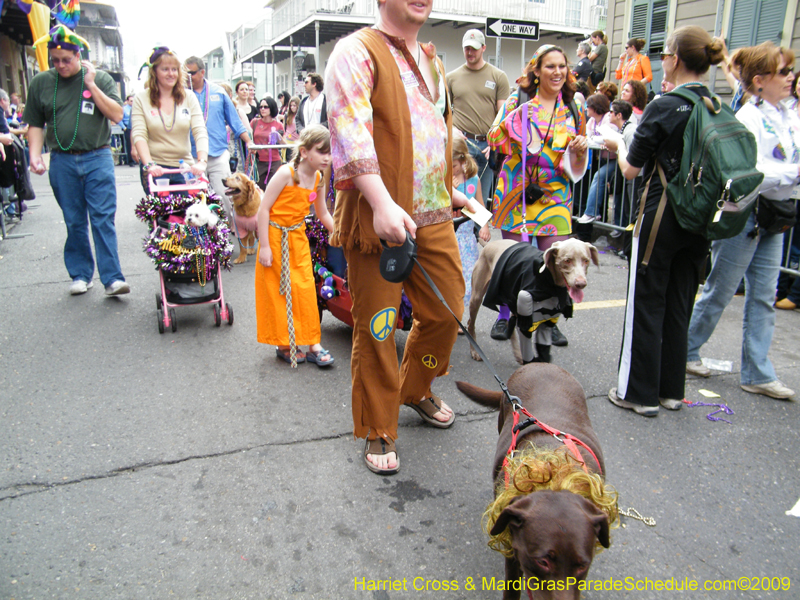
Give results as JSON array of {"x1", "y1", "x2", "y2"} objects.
[{"x1": 191, "y1": 81, "x2": 246, "y2": 158}]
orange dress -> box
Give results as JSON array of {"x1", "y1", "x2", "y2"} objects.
[{"x1": 255, "y1": 168, "x2": 322, "y2": 346}]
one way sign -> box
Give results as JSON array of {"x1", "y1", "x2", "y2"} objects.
[{"x1": 485, "y1": 17, "x2": 540, "y2": 42}]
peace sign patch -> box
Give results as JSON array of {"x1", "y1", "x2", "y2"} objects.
[
  {"x1": 422, "y1": 354, "x2": 438, "y2": 369},
  {"x1": 370, "y1": 307, "x2": 397, "y2": 342}
]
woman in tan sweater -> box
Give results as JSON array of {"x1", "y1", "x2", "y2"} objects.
[{"x1": 131, "y1": 47, "x2": 208, "y2": 189}]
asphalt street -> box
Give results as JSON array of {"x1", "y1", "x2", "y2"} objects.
[{"x1": 1, "y1": 166, "x2": 799, "y2": 600}]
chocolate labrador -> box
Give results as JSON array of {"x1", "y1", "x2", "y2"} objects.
[{"x1": 457, "y1": 363, "x2": 614, "y2": 600}]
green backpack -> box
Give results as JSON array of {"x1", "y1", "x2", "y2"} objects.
[{"x1": 637, "y1": 87, "x2": 763, "y2": 268}]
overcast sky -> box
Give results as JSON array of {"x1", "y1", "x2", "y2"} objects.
[{"x1": 108, "y1": 0, "x2": 269, "y2": 92}]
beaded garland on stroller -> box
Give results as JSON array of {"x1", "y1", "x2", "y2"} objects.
[{"x1": 135, "y1": 171, "x2": 234, "y2": 333}]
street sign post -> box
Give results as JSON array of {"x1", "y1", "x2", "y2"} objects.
[{"x1": 485, "y1": 18, "x2": 540, "y2": 42}]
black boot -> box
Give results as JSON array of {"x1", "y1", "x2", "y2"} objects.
[
  {"x1": 534, "y1": 343, "x2": 551, "y2": 363},
  {"x1": 551, "y1": 325, "x2": 568, "y2": 347}
]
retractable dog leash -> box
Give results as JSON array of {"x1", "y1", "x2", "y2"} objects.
[{"x1": 379, "y1": 232, "x2": 602, "y2": 477}]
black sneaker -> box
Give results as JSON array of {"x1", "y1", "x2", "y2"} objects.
[
  {"x1": 490, "y1": 318, "x2": 511, "y2": 340},
  {"x1": 551, "y1": 325, "x2": 568, "y2": 347}
]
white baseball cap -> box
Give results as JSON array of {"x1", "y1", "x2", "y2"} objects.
[{"x1": 462, "y1": 29, "x2": 485, "y2": 49}]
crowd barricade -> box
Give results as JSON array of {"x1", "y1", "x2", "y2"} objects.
[
  {"x1": 572, "y1": 146, "x2": 798, "y2": 282},
  {"x1": 780, "y1": 194, "x2": 799, "y2": 279},
  {"x1": 572, "y1": 142, "x2": 638, "y2": 237}
]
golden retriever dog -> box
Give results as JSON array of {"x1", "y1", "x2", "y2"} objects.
[{"x1": 223, "y1": 172, "x2": 261, "y2": 264}]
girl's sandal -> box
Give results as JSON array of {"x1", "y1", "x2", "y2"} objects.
[
  {"x1": 276, "y1": 347, "x2": 305, "y2": 364},
  {"x1": 306, "y1": 347, "x2": 334, "y2": 368}
]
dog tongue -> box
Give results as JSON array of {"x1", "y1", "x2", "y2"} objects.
[{"x1": 568, "y1": 286, "x2": 584, "y2": 304}]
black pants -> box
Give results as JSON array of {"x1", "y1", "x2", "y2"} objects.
[
  {"x1": 123, "y1": 128, "x2": 134, "y2": 165},
  {"x1": 616, "y1": 202, "x2": 709, "y2": 406}
]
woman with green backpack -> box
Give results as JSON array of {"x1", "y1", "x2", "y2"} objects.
[
  {"x1": 685, "y1": 42, "x2": 798, "y2": 400},
  {"x1": 602, "y1": 26, "x2": 727, "y2": 417}
]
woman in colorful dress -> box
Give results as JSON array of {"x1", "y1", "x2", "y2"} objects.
[
  {"x1": 488, "y1": 44, "x2": 588, "y2": 344},
  {"x1": 615, "y1": 38, "x2": 653, "y2": 87},
  {"x1": 488, "y1": 44, "x2": 588, "y2": 250}
]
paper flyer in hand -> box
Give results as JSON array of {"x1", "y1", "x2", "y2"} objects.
[{"x1": 461, "y1": 203, "x2": 492, "y2": 227}]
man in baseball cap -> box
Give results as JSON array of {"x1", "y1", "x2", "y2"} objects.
[{"x1": 462, "y1": 29, "x2": 485, "y2": 50}]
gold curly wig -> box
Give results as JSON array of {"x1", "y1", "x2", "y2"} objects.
[{"x1": 484, "y1": 444, "x2": 619, "y2": 558}]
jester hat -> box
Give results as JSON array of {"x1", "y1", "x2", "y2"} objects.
[
  {"x1": 32, "y1": 24, "x2": 90, "y2": 52},
  {"x1": 138, "y1": 47, "x2": 176, "y2": 79}
]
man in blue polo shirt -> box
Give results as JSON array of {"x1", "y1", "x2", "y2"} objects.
[{"x1": 185, "y1": 56, "x2": 251, "y2": 221}]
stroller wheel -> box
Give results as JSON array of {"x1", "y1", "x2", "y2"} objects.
[
  {"x1": 157, "y1": 309, "x2": 165, "y2": 334},
  {"x1": 170, "y1": 308, "x2": 178, "y2": 332},
  {"x1": 213, "y1": 304, "x2": 221, "y2": 327},
  {"x1": 155, "y1": 293, "x2": 163, "y2": 310},
  {"x1": 226, "y1": 303, "x2": 234, "y2": 326}
]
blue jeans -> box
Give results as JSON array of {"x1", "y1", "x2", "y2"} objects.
[
  {"x1": 49, "y1": 148, "x2": 125, "y2": 287},
  {"x1": 583, "y1": 159, "x2": 616, "y2": 219},
  {"x1": 466, "y1": 138, "x2": 493, "y2": 206},
  {"x1": 686, "y1": 213, "x2": 782, "y2": 385}
]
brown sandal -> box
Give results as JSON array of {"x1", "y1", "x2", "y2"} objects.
[
  {"x1": 364, "y1": 437, "x2": 399, "y2": 475},
  {"x1": 404, "y1": 394, "x2": 455, "y2": 429}
]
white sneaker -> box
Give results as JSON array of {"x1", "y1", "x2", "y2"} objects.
[
  {"x1": 69, "y1": 279, "x2": 93, "y2": 295},
  {"x1": 686, "y1": 360, "x2": 711, "y2": 377},
  {"x1": 610, "y1": 230, "x2": 623, "y2": 238},
  {"x1": 659, "y1": 397, "x2": 684, "y2": 410},
  {"x1": 607, "y1": 387, "x2": 659, "y2": 417},
  {"x1": 577, "y1": 214, "x2": 596, "y2": 224},
  {"x1": 105, "y1": 280, "x2": 131, "y2": 296},
  {"x1": 741, "y1": 381, "x2": 795, "y2": 400}
]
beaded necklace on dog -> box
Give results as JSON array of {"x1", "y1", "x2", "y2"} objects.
[
  {"x1": 158, "y1": 224, "x2": 214, "y2": 285},
  {"x1": 52, "y1": 67, "x2": 85, "y2": 152}
]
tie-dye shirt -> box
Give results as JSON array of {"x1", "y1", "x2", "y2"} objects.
[{"x1": 325, "y1": 29, "x2": 452, "y2": 226}]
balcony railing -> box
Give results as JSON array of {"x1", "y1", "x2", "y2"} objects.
[
  {"x1": 241, "y1": 20, "x2": 271, "y2": 57},
  {"x1": 268, "y1": 0, "x2": 595, "y2": 42},
  {"x1": 271, "y1": 0, "x2": 374, "y2": 43}
]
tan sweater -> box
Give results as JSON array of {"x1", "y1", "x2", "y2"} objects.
[{"x1": 131, "y1": 90, "x2": 209, "y2": 167}]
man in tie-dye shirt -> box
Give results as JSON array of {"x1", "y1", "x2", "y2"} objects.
[{"x1": 326, "y1": 0, "x2": 469, "y2": 476}]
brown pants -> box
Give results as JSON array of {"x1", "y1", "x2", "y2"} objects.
[{"x1": 344, "y1": 221, "x2": 465, "y2": 443}]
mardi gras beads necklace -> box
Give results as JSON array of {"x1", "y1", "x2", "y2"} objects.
[{"x1": 52, "y1": 67, "x2": 85, "y2": 152}]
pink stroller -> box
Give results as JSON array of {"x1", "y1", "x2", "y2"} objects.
[{"x1": 136, "y1": 170, "x2": 234, "y2": 333}]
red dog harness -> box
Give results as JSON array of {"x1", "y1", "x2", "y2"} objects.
[{"x1": 502, "y1": 404, "x2": 602, "y2": 487}]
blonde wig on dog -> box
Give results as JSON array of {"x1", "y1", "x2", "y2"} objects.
[{"x1": 484, "y1": 444, "x2": 619, "y2": 558}]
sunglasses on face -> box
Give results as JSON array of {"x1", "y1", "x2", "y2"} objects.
[
  {"x1": 778, "y1": 66, "x2": 794, "y2": 76},
  {"x1": 187, "y1": 70, "x2": 199, "y2": 76},
  {"x1": 259, "y1": 105, "x2": 269, "y2": 109},
  {"x1": 660, "y1": 52, "x2": 675, "y2": 61},
  {"x1": 51, "y1": 56, "x2": 75, "y2": 65}
]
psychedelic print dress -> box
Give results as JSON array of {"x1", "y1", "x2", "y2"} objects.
[{"x1": 488, "y1": 90, "x2": 586, "y2": 236}]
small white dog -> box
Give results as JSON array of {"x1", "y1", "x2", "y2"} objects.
[{"x1": 184, "y1": 201, "x2": 219, "y2": 230}]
